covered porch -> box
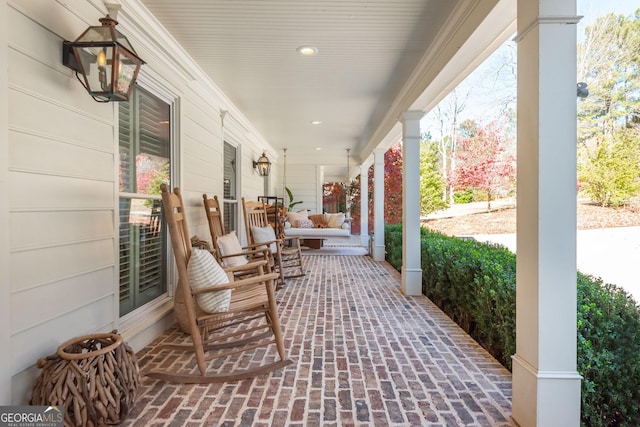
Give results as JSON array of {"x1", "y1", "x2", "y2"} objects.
[
  {"x1": 1, "y1": 0, "x2": 583, "y2": 424},
  {"x1": 124, "y1": 248, "x2": 512, "y2": 426}
]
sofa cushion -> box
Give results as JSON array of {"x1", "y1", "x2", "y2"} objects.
[
  {"x1": 216, "y1": 231, "x2": 248, "y2": 267},
  {"x1": 327, "y1": 212, "x2": 346, "y2": 228},
  {"x1": 187, "y1": 249, "x2": 231, "y2": 313},
  {"x1": 287, "y1": 210, "x2": 308, "y2": 225},
  {"x1": 296, "y1": 219, "x2": 314, "y2": 228},
  {"x1": 308, "y1": 213, "x2": 327, "y2": 227}
]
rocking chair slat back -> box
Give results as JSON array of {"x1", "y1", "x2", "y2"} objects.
[{"x1": 143, "y1": 184, "x2": 292, "y2": 384}]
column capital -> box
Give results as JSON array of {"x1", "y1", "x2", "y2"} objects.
[
  {"x1": 399, "y1": 110, "x2": 424, "y2": 123},
  {"x1": 373, "y1": 148, "x2": 386, "y2": 159}
]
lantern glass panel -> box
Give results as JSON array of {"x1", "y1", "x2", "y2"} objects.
[{"x1": 73, "y1": 45, "x2": 114, "y2": 95}]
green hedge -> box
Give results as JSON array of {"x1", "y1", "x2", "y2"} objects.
[{"x1": 384, "y1": 224, "x2": 640, "y2": 427}]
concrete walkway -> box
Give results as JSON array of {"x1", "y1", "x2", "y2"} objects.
[
  {"x1": 473, "y1": 227, "x2": 640, "y2": 303},
  {"x1": 426, "y1": 200, "x2": 640, "y2": 304}
]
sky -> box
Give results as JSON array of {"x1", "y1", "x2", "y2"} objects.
[
  {"x1": 578, "y1": 0, "x2": 638, "y2": 27},
  {"x1": 421, "y1": 0, "x2": 639, "y2": 139}
]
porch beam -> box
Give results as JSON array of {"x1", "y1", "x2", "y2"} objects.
[
  {"x1": 512, "y1": 0, "x2": 582, "y2": 425},
  {"x1": 372, "y1": 148, "x2": 385, "y2": 261},
  {"x1": 400, "y1": 111, "x2": 423, "y2": 295}
]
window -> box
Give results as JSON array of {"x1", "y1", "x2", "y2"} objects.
[
  {"x1": 118, "y1": 86, "x2": 172, "y2": 316},
  {"x1": 223, "y1": 142, "x2": 238, "y2": 234}
]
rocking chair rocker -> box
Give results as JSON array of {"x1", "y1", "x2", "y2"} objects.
[{"x1": 144, "y1": 185, "x2": 291, "y2": 383}]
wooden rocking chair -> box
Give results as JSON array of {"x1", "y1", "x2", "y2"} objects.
[
  {"x1": 203, "y1": 193, "x2": 270, "y2": 280},
  {"x1": 145, "y1": 184, "x2": 291, "y2": 383},
  {"x1": 242, "y1": 198, "x2": 305, "y2": 283}
]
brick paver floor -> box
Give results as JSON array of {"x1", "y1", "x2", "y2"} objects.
[{"x1": 124, "y1": 253, "x2": 513, "y2": 426}]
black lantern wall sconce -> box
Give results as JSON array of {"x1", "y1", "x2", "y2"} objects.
[
  {"x1": 253, "y1": 152, "x2": 272, "y2": 177},
  {"x1": 62, "y1": 14, "x2": 145, "y2": 102}
]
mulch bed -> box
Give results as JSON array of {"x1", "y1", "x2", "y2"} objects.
[{"x1": 423, "y1": 201, "x2": 640, "y2": 236}]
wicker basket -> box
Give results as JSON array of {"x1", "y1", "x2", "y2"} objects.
[{"x1": 31, "y1": 331, "x2": 139, "y2": 427}]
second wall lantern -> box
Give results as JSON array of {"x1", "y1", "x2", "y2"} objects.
[
  {"x1": 63, "y1": 14, "x2": 145, "y2": 102},
  {"x1": 253, "y1": 152, "x2": 272, "y2": 177}
]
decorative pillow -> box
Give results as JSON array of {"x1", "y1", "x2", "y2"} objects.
[
  {"x1": 308, "y1": 214, "x2": 327, "y2": 227},
  {"x1": 187, "y1": 249, "x2": 231, "y2": 313},
  {"x1": 327, "y1": 212, "x2": 346, "y2": 228},
  {"x1": 216, "y1": 231, "x2": 248, "y2": 267},
  {"x1": 286, "y1": 210, "x2": 308, "y2": 225},
  {"x1": 296, "y1": 219, "x2": 314, "y2": 228},
  {"x1": 251, "y1": 225, "x2": 278, "y2": 253}
]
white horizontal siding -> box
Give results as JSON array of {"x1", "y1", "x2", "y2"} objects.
[
  {"x1": 7, "y1": 2, "x2": 118, "y2": 383},
  {"x1": 10, "y1": 238, "x2": 114, "y2": 294},
  {"x1": 9, "y1": 130, "x2": 114, "y2": 180},
  {"x1": 11, "y1": 268, "x2": 114, "y2": 334},
  {"x1": 8, "y1": 88, "x2": 113, "y2": 152},
  {"x1": 10, "y1": 210, "x2": 113, "y2": 251},
  {"x1": 1, "y1": 0, "x2": 10, "y2": 405},
  {"x1": 285, "y1": 164, "x2": 321, "y2": 213},
  {"x1": 11, "y1": 297, "x2": 115, "y2": 373},
  {"x1": 9, "y1": 172, "x2": 114, "y2": 211},
  {"x1": 4, "y1": 0, "x2": 278, "y2": 403}
]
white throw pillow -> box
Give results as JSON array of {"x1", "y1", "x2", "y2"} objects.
[
  {"x1": 327, "y1": 212, "x2": 346, "y2": 228},
  {"x1": 251, "y1": 225, "x2": 278, "y2": 254},
  {"x1": 187, "y1": 249, "x2": 231, "y2": 313},
  {"x1": 216, "y1": 231, "x2": 248, "y2": 267},
  {"x1": 286, "y1": 210, "x2": 308, "y2": 226}
]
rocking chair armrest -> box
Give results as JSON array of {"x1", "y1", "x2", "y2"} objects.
[
  {"x1": 242, "y1": 247, "x2": 271, "y2": 258},
  {"x1": 218, "y1": 248, "x2": 268, "y2": 260},
  {"x1": 222, "y1": 259, "x2": 269, "y2": 273},
  {"x1": 191, "y1": 271, "x2": 280, "y2": 294},
  {"x1": 245, "y1": 240, "x2": 282, "y2": 249}
]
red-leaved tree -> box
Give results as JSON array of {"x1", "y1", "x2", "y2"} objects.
[
  {"x1": 350, "y1": 142, "x2": 404, "y2": 234},
  {"x1": 450, "y1": 121, "x2": 515, "y2": 210},
  {"x1": 384, "y1": 142, "x2": 403, "y2": 223}
]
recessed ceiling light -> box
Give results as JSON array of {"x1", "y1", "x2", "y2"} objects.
[
  {"x1": 297, "y1": 46, "x2": 318, "y2": 56},
  {"x1": 315, "y1": 147, "x2": 322, "y2": 151},
  {"x1": 311, "y1": 121, "x2": 322, "y2": 125}
]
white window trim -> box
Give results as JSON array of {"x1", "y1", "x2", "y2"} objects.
[{"x1": 114, "y1": 74, "x2": 181, "y2": 348}]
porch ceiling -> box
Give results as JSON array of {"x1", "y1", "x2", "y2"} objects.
[{"x1": 139, "y1": 0, "x2": 512, "y2": 170}]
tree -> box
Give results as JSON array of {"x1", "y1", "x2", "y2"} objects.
[
  {"x1": 420, "y1": 137, "x2": 448, "y2": 215},
  {"x1": 384, "y1": 142, "x2": 403, "y2": 224},
  {"x1": 577, "y1": 11, "x2": 640, "y2": 143},
  {"x1": 348, "y1": 143, "x2": 403, "y2": 233},
  {"x1": 578, "y1": 128, "x2": 640, "y2": 207},
  {"x1": 432, "y1": 88, "x2": 468, "y2": 204},
  {"x1": 423, "y1": 40, "x2": 517, "y2": 206},
  {"x1": 450, "y1": 120, "x2": 515, "y2": 211},
  {"x1": 577, "y1": 9, "x2": 640, "y2": 205}
]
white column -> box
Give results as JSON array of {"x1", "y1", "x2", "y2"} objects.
[
  {"x1": 359, "y1": 166, "x2": 369, "y2": 248},
  {"x1": 400, "y1": 111, "x2": 423, "y2": 295},
  {"x1": 0, "y1": 0, "x2": 10, "y2": 404},
  {"x1": 512, "y1": 0, "x2": 581, "y2": 425},
  {"x1": 372, "y1": 149, "x2": 386, "y2": 261},
  {"x1": 316, "y1": 165, "x2": 324, "y2": 214}
]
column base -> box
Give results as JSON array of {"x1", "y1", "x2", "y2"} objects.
[
  {"x1": 373, "y1": 244, "x2": 385, "y2": 262},
  {"x1": 401, "y1": 267, "x2": 422, "y2": 295},
  {"x1": 511, "y1": 354, "x2": 581, "y2": 427}
]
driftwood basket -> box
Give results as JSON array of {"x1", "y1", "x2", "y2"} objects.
[{"x1": 31, "y1": 331, "x2": 139, "y2": 427}]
